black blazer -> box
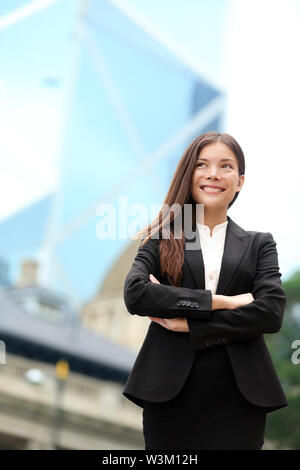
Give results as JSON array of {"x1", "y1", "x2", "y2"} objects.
[{"x1": 122, "y1": 215, "x2": 288, "y2": 413}]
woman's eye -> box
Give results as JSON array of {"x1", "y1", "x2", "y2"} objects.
[
  {"x1": 196, "y1": 163, "x2": 233, "y2": 169},
  {"x1": 223, "y1": 164, "x2": 233, "y2": 168}
]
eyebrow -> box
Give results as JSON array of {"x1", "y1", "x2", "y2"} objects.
[{"x1": 197, "y1": 158, "x2": 235, "y2": 162}]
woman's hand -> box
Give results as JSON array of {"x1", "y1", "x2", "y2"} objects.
[
  {"x1": 149, "y1": 274, "x2": 160, "y2": 285},
  {"x1": 226, "y1": 293, "x2": 255, "y2": 310},
  {"x1": 148, "y1": 274, "x2": 189, "y2": 332},
  {"x1": 212, "y1": 293, "x2": 255, "y2": 310}
]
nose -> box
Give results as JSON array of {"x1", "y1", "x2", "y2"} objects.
[{"x1": 207, "y1": 165, "x2": 221, "y2": 179}]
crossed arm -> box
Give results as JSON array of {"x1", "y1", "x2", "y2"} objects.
[
  {"x1": 147, "y1": 274, "x2": 254, "y2": 334},
  {"x1": 185, "y1": 232, "x2": 286, "y2": 350},
  {"x1": 123, "y1": 233, "x2": 286, "y2": 350},
  {"x1": 123, "y1": 238, "x2": 214, "y2": 320}
]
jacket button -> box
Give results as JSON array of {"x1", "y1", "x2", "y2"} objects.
[
  {"x1": 194, "y1": 302, "x2": 199, "y2": 308},
  {"x1": 190, "y1": 302, "x2": 195, "y2": 307},
  {"x1": 176, "y1": 300, "x2": 182, "y2": 306},
  {"x1": 185, "y1": 301, "x2": 191, "y2": 306}
]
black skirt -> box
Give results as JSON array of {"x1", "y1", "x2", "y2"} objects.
[{"x1": 142, "y1": 345, "x2": 267, "y2": 450}]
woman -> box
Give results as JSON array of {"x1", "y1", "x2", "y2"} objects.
[{"x1": 122, "y1": 131, "x2": 288, "y2": 450}]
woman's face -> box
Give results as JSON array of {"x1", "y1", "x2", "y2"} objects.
[{"x1": 190, "y1": 141, "x2": 244, "y2": 209}]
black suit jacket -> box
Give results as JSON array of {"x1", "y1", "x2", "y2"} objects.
[{"x1": 122, "y1": 215, "x2": 288, "y2": 413}]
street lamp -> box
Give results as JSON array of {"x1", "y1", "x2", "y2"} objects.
[{"x1": 51, "y1": 359, "x2": 69, "y2": 450}]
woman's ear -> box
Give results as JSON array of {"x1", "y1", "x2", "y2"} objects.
[{"x1": 237, "y1": 174, "x2": 245, "y2": 192}]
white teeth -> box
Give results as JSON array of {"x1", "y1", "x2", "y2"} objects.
[{"x1": 201, "y1": 186, "x2": 224, "y2": 192}]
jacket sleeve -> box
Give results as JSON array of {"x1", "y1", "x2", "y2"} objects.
[
  {"x1": 123, "y1": 237, "x2": 213, "y2": 320},
  {"x1": 187, "y1": 232, "x2": 287, "y2": 351}
]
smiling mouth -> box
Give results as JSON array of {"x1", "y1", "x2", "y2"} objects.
[{"x1": 200, "y1": 186, "x2": 226, "y2": 193}]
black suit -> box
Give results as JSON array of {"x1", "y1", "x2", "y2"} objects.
[{"x1": 122, "y1": 215, "x2": 288, "y2": 414}]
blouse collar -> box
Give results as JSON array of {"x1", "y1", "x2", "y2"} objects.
[{"x1": 196, "y1": 220, "x2": 228, "y2": 235}]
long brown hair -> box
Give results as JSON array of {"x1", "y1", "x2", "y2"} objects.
[{"x1": 136, "y1": 131, "x2": 245, "y2": 287}]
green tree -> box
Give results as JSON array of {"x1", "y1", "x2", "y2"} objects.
[{"x1": 263, "y1": 272, "x2": 300, "y2": 450}]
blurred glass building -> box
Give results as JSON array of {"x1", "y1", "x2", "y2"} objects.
[{"x1": 0, "y1": 0, "x2": 226, "y2": 308}]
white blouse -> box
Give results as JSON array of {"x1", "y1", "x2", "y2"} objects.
[{"x1": 196, "y1": 220, "x2": 228, "y2": 295}]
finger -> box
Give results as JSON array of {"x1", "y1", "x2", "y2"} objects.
[
  {"x1": 149, "y1": 274, "x2": 160, "y2": 284},
  {"x1": 149, "y1": 316, "x2": 161, "y2": 325}
]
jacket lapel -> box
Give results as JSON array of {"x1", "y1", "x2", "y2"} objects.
[{"x1": 184, "y1": 215, "x2": 250, "y2": 295}]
